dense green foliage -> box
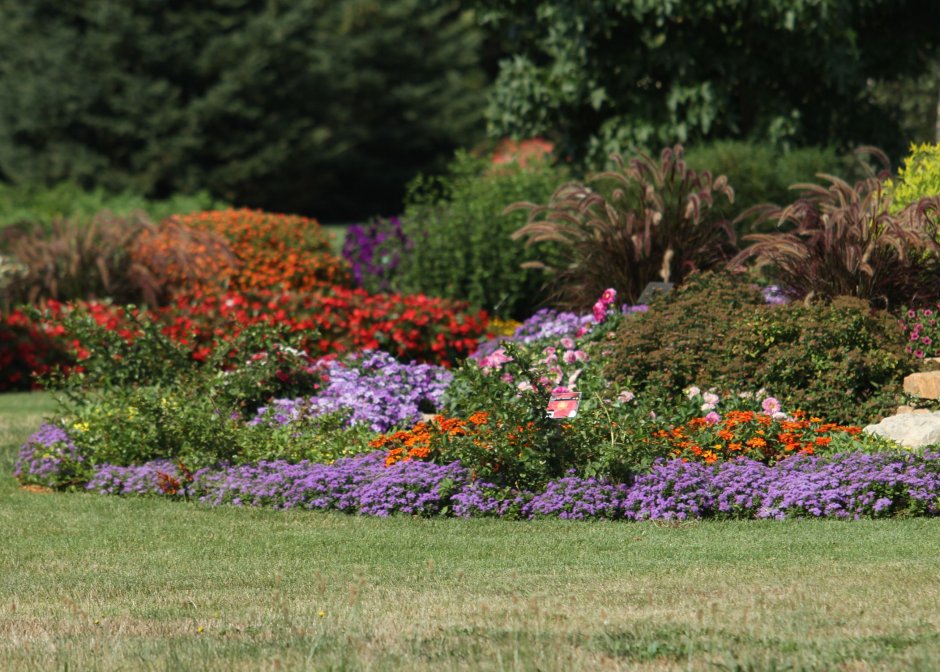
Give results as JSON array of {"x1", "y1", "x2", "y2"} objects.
[
  {"x1": 887, "y1": 143, "x2": 940, "y2": 213},
  {"x1": 604, "y1": 273, "x2": 913, "y2": 423},
  {"x1": 0, "y1": 183, "x2": 224, "y2": 230},
  {"x1": 0, "y1": 1, "x2": 488, "y2": 222},
  {"x1": 475, "y1": 0, "x2": 940, "y2": 164},
  {"x1": 395, "y1": 152, "x2": 567, "y2": 319},
  {"x1": 684, "y1": 141, "x2": 854, "y2": 236}
]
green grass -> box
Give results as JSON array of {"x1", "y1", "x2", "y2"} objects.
[{"x1": 2, "y1": 393, "x2": 940, "y2": 671}]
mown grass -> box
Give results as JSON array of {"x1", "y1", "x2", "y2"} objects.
[{"x1": 2, "y1": 392, "x2": 940, "y2": 671}]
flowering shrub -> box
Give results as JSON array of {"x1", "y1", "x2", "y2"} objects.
[
  {"x1": 77, "y1": 450, "x2": 940, "y2": 521},
  {"x1": 652, "y1": 409, "x2": 863, "y2": 465},
  {"x1": 899, "y1": 306, "x2": 940, "y2": 360},
  {"x1": 250, "y1": 350, "x2": 452, "y2": 433},
  {"x1": 154, "y1": 288, "x2": 487, "y2": 367},
  {"x1": 0, "y1": 308, "x2": 73, "y2": 390},
  {"x1": 146, "y1": 209, "x2": 350, "y2": 295},
  {"x1": 2, "y1": 287, "x2": 488, "y2": 387}
]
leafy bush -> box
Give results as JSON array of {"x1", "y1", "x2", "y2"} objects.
[
  {"x1": 886, "y1": 142, "x2": 940, "y2": 213},
  {"x1": 0, "y1": 212, "x2": 160, "y2": 305},
  {"x1": 684, "y1": 141, "x2": 853, "y2": 236},
  {"x1": 731, "y1": 173, "x2": 940, "y2": 308},
  {"x1": 511, "y1": 145, "x2": 736, "y2": 310},
  {"x1": 395, "y1": 151, "x2": 567, "y2": 319},
  {"x1": 603, "y1": 273, "x2": 913, "y2": 424},
  {"x1": 0, "y1": 182, "x2": 225, "y2": 230}
]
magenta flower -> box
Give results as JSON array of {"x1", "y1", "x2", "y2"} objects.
[
  {"x1": 592, "y1": 301, "x2": 607, "y2": 323},
  {"x1": 601, "y1": 288, "x2": 617, "y2": 305},
  {"x1": 704, "y1": 411, "x2": 721, "y2": 425}
]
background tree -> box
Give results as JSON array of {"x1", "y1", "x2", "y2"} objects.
[
  {"x1": 474, "y1": 0, "x2": 940, "y2": 166},
  {"x1": 0, "y1": 0, "x2": 488, "y2": 222}
]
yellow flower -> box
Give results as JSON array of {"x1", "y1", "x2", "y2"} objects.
[
  {"x1": 73, "y1": 421, "x2": 90, "y2": 433},
  {"x1": 318, "y1": 610, "x2": 326, "y2": 618}
]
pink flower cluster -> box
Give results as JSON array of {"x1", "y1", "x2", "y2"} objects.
[{"x1": 592, "y1": 288, "x2": 618, "y2": 324}]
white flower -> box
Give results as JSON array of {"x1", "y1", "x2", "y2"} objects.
[{"x1": 685, "y1": 385, "x2": 701, "y2": 399}]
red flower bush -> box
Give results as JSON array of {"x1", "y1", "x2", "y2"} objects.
[{"x1": 0, "y1": 288, "x2": 490, "y2": 389}]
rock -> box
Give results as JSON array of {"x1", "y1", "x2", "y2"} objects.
[
  {"x1": 864, "y1": 411, "x2": 940, "y2": 448},
  {"x1": 894, "y1": 405, "x2": 932, "y2": 415},
  {"x1": 903, "y1": 371, "x2": 940, "y2": 399}
]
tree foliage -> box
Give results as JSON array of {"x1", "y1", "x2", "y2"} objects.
[
  {"x1": 0, "y1": 0, "x2": 488, "y2": 221},
  {"x1": 474, "y1": 0, "x2": 940, "y2": 165}
]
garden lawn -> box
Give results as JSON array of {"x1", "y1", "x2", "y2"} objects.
[{"x1": 2, "y1": 394, "x2": 940, "y2": 671}]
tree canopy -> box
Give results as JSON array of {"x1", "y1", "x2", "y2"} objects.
[
  {"x1": 0, "y1": 0, "x2": 488, "y2": 221},
  {"x1": 475, "y1": 0, "x2": 940, "y2": 165}
]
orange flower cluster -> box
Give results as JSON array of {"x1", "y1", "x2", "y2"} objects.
[
  {"x1": 374, "y1": 412, "x2": 489, "y2": 467},
  {"x1": 654, "y1": 410, "x2": 862, "y2": 465},
  {"x1": 133, "y1": 209, "x2": 350, "y2": 298}
]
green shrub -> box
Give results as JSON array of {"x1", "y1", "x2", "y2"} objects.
[
  {"x1": 603, "y1": 272, "x2": 912, "y2": 424},
  {"x1": 886, "y1": 142, "x2": 940, "y2": 213},
  {"x1": 684, "y1": 141, "x2": 853, "y2": 236},
  {"x1": 395, "y1": 151, "x2": 567, "y2": 320},
  {"x1": 511, "y1": 145, "x2": 736, "y2": 310},
  {"x1": 0, "y1": 182, "x2": 225, "y2": 230}
]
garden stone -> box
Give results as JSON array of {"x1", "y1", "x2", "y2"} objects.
[
  {"x1": 894, "y1": 405, "x2": 932, "y2": 416},
  {"x1": 864, "y1": 411, "x2": 940, "y2": 448},
  {"x1": 902, "y1": 371, "x2": 940, "y2": 399}
]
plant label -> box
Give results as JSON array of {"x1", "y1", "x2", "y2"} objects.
[{"x1": 547, "y1": 391, "x2": 581, "y2": 419}]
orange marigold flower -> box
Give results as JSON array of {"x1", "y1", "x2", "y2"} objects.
[
  {"x1": 717, "y1": 429, "x2": 735, "y2": 441},
  {"x1": 745, "y1": 437, "x2": 767, "y2": 449},
  {"x1": 468, "y1": 411, "x2": 488, "y2": 425}
]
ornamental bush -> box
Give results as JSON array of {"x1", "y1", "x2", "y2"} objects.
[
  {"x1": 887, "y1": 143, "x2": 940, "y2": 214},
  {"x1": 604, "y1": 272, "x2": 912, "y2": 424},
  {"x1": 683, "y1": 141, "x2": 853, "y2": 237},
  {"x1": 395, "y1": 151, "x2": 567, "y2": 319},
  {"x1": 146, "y1": 209, "x2": 351, "y2": 295}
]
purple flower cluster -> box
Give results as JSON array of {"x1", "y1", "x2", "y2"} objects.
[
  {"x1": 84, "y1": 451, "x2": 940, "y2": 521},
  {"x1": 761, "y1": 284, "x2": 791, "y2": 305},
  {"x1": 250, "y1": 350, "x2": 452, "y2": 432},
  {"x1": 341, "y1": 216, "x2": 411, "y2": 292},
  {"x1": 14, "y1": 423, "x2": 86, "y2": 488},
  {"x1": 87, "y1": 452, "x2": 463, "y2": 517},
  {"x1": 473, "y1": 308, "x2": 593, "y2": 359}
]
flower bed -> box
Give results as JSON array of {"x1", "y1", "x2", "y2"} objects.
[
  {"x1": 0, "y1": 288, "x2": 489, "y2": 389},
  {"x1": 76, "y1": 450, "x2": 940, "y2": 521}
]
